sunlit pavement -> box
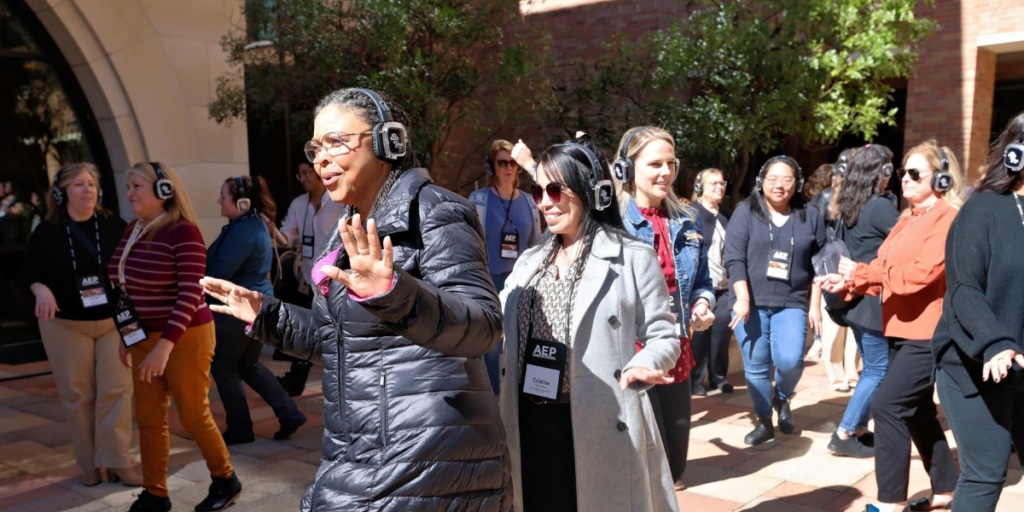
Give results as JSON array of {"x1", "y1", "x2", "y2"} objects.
[{"x1": 1, "y1": 351, "x2": 1022, "y2": 511}]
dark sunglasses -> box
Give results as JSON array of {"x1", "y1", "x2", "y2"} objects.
[
  {"x1": 898, "y1": 167, "x2": 927, "y2": 182},
  {"x1": 530, "y1": 183, "x2": 565, "y2": 203},
  {"x1": 494, "y1": 159, "x2": 517, "y2": 168}
]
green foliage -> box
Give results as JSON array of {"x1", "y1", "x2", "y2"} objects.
[
  {"x1": 210, "y1": 0, "x2": 545, "y2": 175},
  {"x1": 543, "y1": 0, "x2": 935, "y2": 199}
]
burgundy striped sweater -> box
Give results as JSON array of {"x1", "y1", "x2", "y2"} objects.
[{"x1": 107, "y1": 217, "x2": 213, "y2": 343}]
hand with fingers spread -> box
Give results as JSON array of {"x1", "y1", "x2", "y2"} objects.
[
  {"x1": 200, "y1": 276, "x2": 263, "y2": 324},
  {"x1": 619, "y1": 366, "x2": 674, "y2": 390},
  {"x1": 982, "y1": 349, "x2": 1024, "y2": 383},
  {"x1": 319, "y1": 213, "x2": 395, "y2": 298}
]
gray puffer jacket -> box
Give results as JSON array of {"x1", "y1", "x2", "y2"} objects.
[{"x1": 253, "y1": 168, "x2": 511, "y2": 511}]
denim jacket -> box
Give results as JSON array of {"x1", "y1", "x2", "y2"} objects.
[{"x1": 622, "y1": 197, "x2": 716, "y2": 332}]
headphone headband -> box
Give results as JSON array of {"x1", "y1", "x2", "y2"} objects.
[{"x1": 866, "y1": 144, "x2": 894, "y2": 178}]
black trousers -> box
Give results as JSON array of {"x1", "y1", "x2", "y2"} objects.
[
  {"x1": 519, "y1": 395, "x2": 577, "y2": 511},
  {"x1": 690, "y1": 289, "x2": 733, "y2": 392},
  {"x1": 648, "y1": 379, "x2": 692, "y2": 482},
  {"x1": 871, "y1": 339, "x2": 958, "y2": 503},
  {"x1": 211, "y1": 314, "x2": 305, "y2": 434},
  {"x1": 936, "y1": 367, "x2": 1024, "y2": 511}
]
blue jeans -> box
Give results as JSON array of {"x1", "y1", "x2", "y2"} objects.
[
  {"x1": 838, "y1": 324, "x2": 889, "y2": 435},
  {"x1": 734, "y1": 307, "x2": 807, "y2": 417}
]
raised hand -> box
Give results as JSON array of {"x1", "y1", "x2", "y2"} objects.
[
  {"x1": 200, "y1": 276, "x2": 263, "y2": 324},
  {"x1": 319, "y1": 214, "x2": 395, "y2": 298}
]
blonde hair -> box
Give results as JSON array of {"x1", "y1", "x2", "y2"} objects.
[
  {"x1": 46, "y1": 162, "x2": 110, "y2": 223},
  {"x1": 487, "y1": 139, "x2": 518, "y2": 189},
  {"x1": 613, "y1": 126, "x2": 696, "y2": 221},
  {"x1": 128, "y1": 162, "x2": 198, "y2": 238},
  {"x1": 691, "y1": 167, "x2": 725, "y2": 202},
  {"x1": 900, "y1": 139, "x2": 964, "y2": 218}
]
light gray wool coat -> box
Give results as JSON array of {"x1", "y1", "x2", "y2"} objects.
[{"x1": 498, "y1": 228, "x2": 681, "y2": 512}]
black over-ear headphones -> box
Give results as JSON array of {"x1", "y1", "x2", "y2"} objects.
[
  {"x1": 866, "y1": 144, "x2": 894, "y2": 178},
  {"x1": 567, "y1": 142, "x2": 614, "y2": 211},
  {"x1": 353, "y1": 88, "x2": 408, "y2": 163},
  {"x1": 694, "y1": 169, "x2": 707, "y2": 197},
  {"x1": 756, "y1": 155, "x2": 803, "y2": 194},
  {"x1": 612, "y1": 127, "x2": 649, "y2": 183},
  {"x1": 932, "y1": 146, "x2": 953, "y2": 192},
  {"x1": 51, "y1": 165, "x2": 69, "y2": 206},
  {"x1": 1004, "y1": 133, "x2": 1024, "y2": 173},
  {"x1": 150, "y1": 162, "x2": 174, "y2": 200},
  {"x1": 484, "y1": 152, "x2": 495, "y2": 176},
  {"x1": 233, "y1": 176, "x2": 251, "y2": 213}
]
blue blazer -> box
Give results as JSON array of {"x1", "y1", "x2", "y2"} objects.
[{"x1": 621, "y1": 197, "x2": 716, "y2": 332}]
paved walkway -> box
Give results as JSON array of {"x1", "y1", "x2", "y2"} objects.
[{"x1": 1, "y1": 351, "x2": 1022, "y2": 511}]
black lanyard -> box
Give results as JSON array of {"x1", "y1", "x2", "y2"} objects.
[
  {"x1": 66, "y1": 216, "x2": 102, "y2": 273},
  {"x1": 767, "y1": 218, "x2": 795, "y2": 253},
  {"x1": 494, "y1": 187, "x2": 517, "y2": 232}
]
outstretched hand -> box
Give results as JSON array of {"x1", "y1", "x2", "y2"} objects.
[
  {"x1": 619, "y1": 366, "x2": 673, "y2": 391},
  {"x1": 200, "y1": 276, "x2": 263, "y2": 324},
  {"x1": 318, "y1": 214, "x2": 395, "y2": 298}
]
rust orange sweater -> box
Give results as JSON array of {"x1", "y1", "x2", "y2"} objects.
[{"x1": 851, "y1": 198, "x2": 958, "y2": 340}]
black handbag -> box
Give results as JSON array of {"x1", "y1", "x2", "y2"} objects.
[{"x1": 813, "y1": 215, "x2": 861, "y2": 327}]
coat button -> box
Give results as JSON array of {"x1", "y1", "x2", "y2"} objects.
[
  {"x1": 613, "y1": 369, "x2": 621, "y2": 379},
  {"x1": 617, "y1": 421, "x2": 627, "y2": 432},
  {"x1": 501, "y1": 369, "x2": 505, "y2": 377},
  {"x1": 608, "y1": 316, "x2": 619, "y2": 327}
]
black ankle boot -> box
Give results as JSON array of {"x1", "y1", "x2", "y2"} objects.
[
  {"x1": 194, "y1": 472, "x2": 241, "y2": 512},
  {"x1": 277, "y1": 361, "x2": 312, "y2": 397},
  {"x1": 775, "y1": 396, "x2": 796, "y2": 434},
  {"x1": 129, "y1": 490, "x2": 172, "y2": 512},
  {"x1": 744, "y1": 415, "x2": 775, "y2": 446}
]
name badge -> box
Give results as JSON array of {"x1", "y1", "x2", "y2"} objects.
[
  {"x1": 77, "y1": 273, "x2": 108, "y2": 308},
  {"x1": 668, "y1": 293, "x2": 683, "y2": 337},
  {"x1": 522, "y1": 338, "x2": 567, "y2": 401},
  {"x1": 766, "y1": 249, "x2": 791, "y2": 281},
  {"x1": 500, "y1": 230, "x2": 520, "y2": 259},
  {"x1": 301, "y1": 235, "x2": 314, "y2": 259},
  {"x1": 114, "y1": 285, "x2": 148, "y2": 347}
]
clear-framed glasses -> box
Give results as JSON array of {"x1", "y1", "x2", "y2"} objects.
[
  {"x1": 304, "y1": 131, "x2": 372, "y2": 163},
  {"x1": 763, "y1": 176, "x2": 795, "y2": 186}
]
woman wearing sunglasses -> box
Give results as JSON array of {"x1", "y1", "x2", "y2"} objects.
[
  {"x1": 469, "y1": 139, "x2": 542, "y2": 393},
  {"x1": 818, "y1": 140, "x2": 963, "y2": 512},
  {"x1": 725, "y1": 155, "x2": 826, "y2": 446},
  {"x1": 499, "y1": 136, "x2": 681, "y2": 511},
  {"x1": 931, "y1": 113, "x2": 1024, "y2": 512},
  {"x1": 611, "y1": 126, "x2": 715, "y2": 491}
]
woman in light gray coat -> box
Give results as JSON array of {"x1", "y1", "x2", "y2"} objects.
[{"x1": 499, "y1": 137, "x2": 680, "y2": 512}]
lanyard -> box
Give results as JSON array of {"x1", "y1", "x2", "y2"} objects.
[
  {"x1": 117, "y1": 213, "x2": 164, "y2": 285},
  {"x1": 767, "y1": 221, "x2": 795, "y2": 253},
  {"x1": 301, "y1": 195, "x2": 315, "y2": 244},
  {"x1": 494, "y1": 187, "x2": 517, "y2": 232},
  {"x1": 66, "y1": 216, "x2": 102, "y2": 273}
]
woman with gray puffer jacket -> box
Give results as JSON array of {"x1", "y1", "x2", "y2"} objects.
[{"x1": 202, "y1": 88, "x2": 511, "y2": 512}]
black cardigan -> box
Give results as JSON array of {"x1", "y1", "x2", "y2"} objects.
[
  {"x1": 933, "y1": 191, "x2": 1024, "y2": 397},
  {"x1": 841, "y1": 196, "x2": 899, "y2": 331},
  {"x1": 724, "y1": 199, "x2": 826, "y2": 309}
]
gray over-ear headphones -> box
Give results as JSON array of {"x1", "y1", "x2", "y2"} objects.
[
  {"x1": 353, "y1": 88, "x2": 408, "y2": 163},
  {"x1": 567, "y1": 141, "x2": 614, "y2": 211},
  {"x1": 233, "y1": 176, "x2": 251, "y2": 213},
  {"x1": 932, "y1": 146, "x2": 952, "y2": 192},
  {"x1": 866, "y1": 144, "x2": 894, "y2": 178},
  {"x1": 51, "y1": 166, "x2": 69, "y2": 206},
  {"x1": 756, "y1": 155, "x2": 803, "y2": 194},
  {"x1": 150, "y1": 162, "x2": 174, "y2": 200},
  {"x1": 612, "y1": 127, "x2": 648, "y2": 183}
]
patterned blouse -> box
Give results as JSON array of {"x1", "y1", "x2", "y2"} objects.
[{"x1": 517, "y1": 238, "x2": 588, "y2": 400}]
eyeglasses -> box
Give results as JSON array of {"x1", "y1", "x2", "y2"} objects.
[
  {"x1": 304, "y1": 131, "x2": 372, "y2": 163},
  {"x1": 763, "y1": 176, "x2": 795, "y2": 186},
  {"x1": 706, "y1": 180, "x2": 727, "y2": 188},
  {"x1": 495, "y1": 159, "x2": 517, "y2": 168},
  {"x1": 898, "y1": 168, "x2": 928, "y2": 182},
  {"x1": 530, "y1": 182, "x2": 565, "y2": 203}
]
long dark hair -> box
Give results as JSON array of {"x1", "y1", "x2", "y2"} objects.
[
  {"x1": 836, "y1": 144, "x2": 892, "y2": 227},
  {"x1": 535, "y1": 135, "x2": 626, "y2": 249},
  {"x1": 747, "y1": 156, "x2": 809, "y2": 223},
  {"x1": 973, "y1": 111, "x2": 1024, "y2": 196}
]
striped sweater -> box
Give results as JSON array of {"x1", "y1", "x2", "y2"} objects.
[{"x1": 107, "y1": 217, "x2": 213, "y2": 343}]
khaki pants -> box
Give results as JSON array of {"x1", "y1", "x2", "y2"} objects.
[
  {"x1": 38, "y1": 317, "x2": 135, "y2": 470},
  {"x1": 819, "y1": 302, "x2": 860, "y2": 388},
  {"x1": 130, "y1": 322, "x2": 232, "y2": 497}
]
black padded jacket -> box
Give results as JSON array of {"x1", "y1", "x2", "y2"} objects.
[{"x1": 252, "y1": 168, "x2": 512, "y2": 511}]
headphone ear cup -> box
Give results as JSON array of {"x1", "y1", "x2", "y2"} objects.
[
  {"x1": 797, "y1": 178, "x2": 804, "y2": 194},
  {"x1": 373, "y1": 122, "x2": 408, "y2": 162},
  {"x1": 1005, "y1": 143, "x2": 1024, "y2": 173},
  {"x1": 612, "y1": 158, "x2": 632, "y2": 183},
  {"x1": 931, "y1": 171, "x2": 952, "y2": 192},
  {"x1": 694, "y1": 173, "x2": 704, "y2": 197},
  {"x1": 153, "y1": 179, "x2": 174, "y2": 200},
  {"x1": 51, "y1": 186, "x2": 65, "y2": 206},
  {"x1": 484, "y1": 154, "x2": 495, "y2": 176},
  {"x1": 236, "y1": 198, "x2": 251, "y2": 212}
]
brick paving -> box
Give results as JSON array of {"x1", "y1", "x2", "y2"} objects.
[{"x1": 1, "y1": 351, "x2": 1022, "y2": 511}]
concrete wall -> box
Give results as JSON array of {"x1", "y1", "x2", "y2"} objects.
[{"x1": 25, "y1": 0, "x2": 248, "y2": 242}]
